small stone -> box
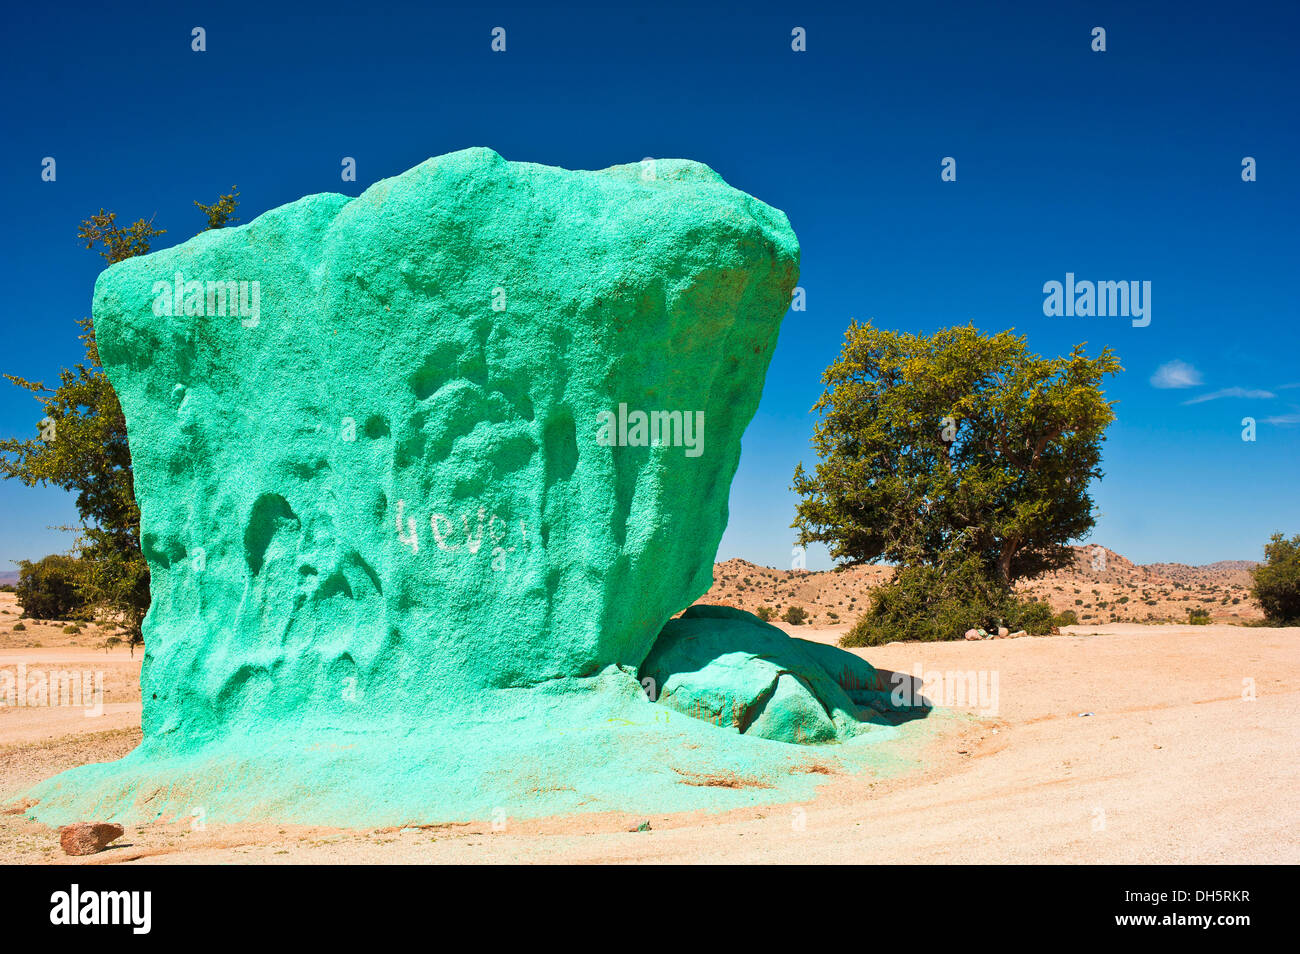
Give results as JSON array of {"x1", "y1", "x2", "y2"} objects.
[
  {"x1": 997, "y1": 627, "x2": 1010, "y2": 638},
  {"x1": 1010, "y1": 630, "x2": 1028, "y2": 638},
  {"x1": 964, "y1": 628, "x2": 981, "y2": 640},
  {"x1": 59, "y1": 822, "x2": 124, "y2": 855}
]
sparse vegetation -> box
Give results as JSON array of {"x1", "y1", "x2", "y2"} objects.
[
  {"x1": 782, "y1": 605, "x2": 808, "y2": 626},
  {"x1": 697, "y1": 548, "x2": 1264, "y2": 633}
]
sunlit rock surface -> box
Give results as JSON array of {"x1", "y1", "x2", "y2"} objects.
[{"x1": 25, "y1": 149, "x2": 923, "y2": 827}]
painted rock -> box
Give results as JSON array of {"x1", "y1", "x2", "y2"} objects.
[
  {"x1": 28, "y1": 149, "x2": 817, "y2": 825},
  {"x1": 641, "y1": 605, "x2": 899, "y2": 744}
]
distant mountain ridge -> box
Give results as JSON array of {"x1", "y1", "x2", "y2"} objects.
[{"x1": 699, "y1": 546, "x2": 1262, "y2": 626}]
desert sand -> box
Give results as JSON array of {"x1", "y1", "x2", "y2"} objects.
[{"x1": 2, "y1": 611, "x2": 1296, "y2": 864}]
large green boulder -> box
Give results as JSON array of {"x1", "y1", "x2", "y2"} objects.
[{"x1": 24, "y1": 149, "x2": 911, "y2": 827}]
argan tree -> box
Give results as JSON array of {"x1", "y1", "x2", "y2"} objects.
[
  {"x1": 1252, "y1": 532, "x2": 1300, "y2": 625},
  {"x1": 1, "y1": 190, "x2": 239, "y2": 653},
  {"x1": 793, "y1": 322, "x2": 1121, "y2": 587},
  {"x1": 14, "y1": 553, "x2": 88, "y2": 621}
]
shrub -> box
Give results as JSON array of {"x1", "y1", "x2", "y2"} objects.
[
  {"x1": 755, "y1": 605, "x2": 774, "y2": 622},
  {"x1": 782, "y1": 605, "x2": 808, "y2": 625},
  {"x1": 1052, "y1": 609, "x2": 1078, "y2": 628},
  {"x1": 1187, "y1": 608, "x2": 1212, "y2": 625},
  {"x1": 14, "y1": 554, "x2": 87, "y2": 621},
  {"x1": 1004, "y1": 598, "x2": 1056, "y2": 636},
  {"x1": 843, "y1": 557, "x2": 1010, "y2": 646},
  {"x1": 1251, "y1": 533, "x2": 1300, "y2": 625},
  {"x1": 63, "y1": 623, "x2": 82, "y2": 634},
  {"x1": 843, "y1": 555, "x2": 1075, "y2": 647},
  {"x1": 12, "y1": 622, "x2": 26, "y2": 631}
]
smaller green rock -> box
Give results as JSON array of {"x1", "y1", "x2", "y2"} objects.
[{"x1": 640, "y1": 605, "x2": 899, "y2": 744}]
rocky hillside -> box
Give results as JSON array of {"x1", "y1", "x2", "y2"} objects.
[{"x1": 696, "y1": 546, "x2": 1262, "y2": 626}]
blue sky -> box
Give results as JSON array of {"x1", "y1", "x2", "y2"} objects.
[{"x1": 1, "y1": 0, "x2": 1296, "y2": 573}]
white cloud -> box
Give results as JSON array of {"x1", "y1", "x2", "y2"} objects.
[
  {"x1": 1150, "y1": 360, "x2": 1202, "y2": 389},
  {"x1": 1182, "y1": 387, "x2": 1275, "y2": 405},
  {"x1": 1263, "y1": 409, "x2": 1300, "y2": 426}
]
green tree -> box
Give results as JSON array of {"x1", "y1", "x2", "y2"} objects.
[
  {"x1": 1251, "y1": 532, "x2": 1300, "y2": 625},
  {"x1": 14, "y1": 554, "x2": 88, "y2": 621},
  {"x1": 1, "y1": 190, "x2": 239, "y2": 654},
  {"x1": 793, "y1": 322, "x2": 1121, "y2": 586}
]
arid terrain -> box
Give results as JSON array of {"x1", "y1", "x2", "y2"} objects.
[
  {"x1": 699, "y1": 545, "x2": 1263, "y2": 627},
  {"x1": 1, "y1": 582, "x2": 1296, "y2": 864}
]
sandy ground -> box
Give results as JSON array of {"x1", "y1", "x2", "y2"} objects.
[{"x1": 1, "y1": 623, "x2": 1296, "y2": 864}]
